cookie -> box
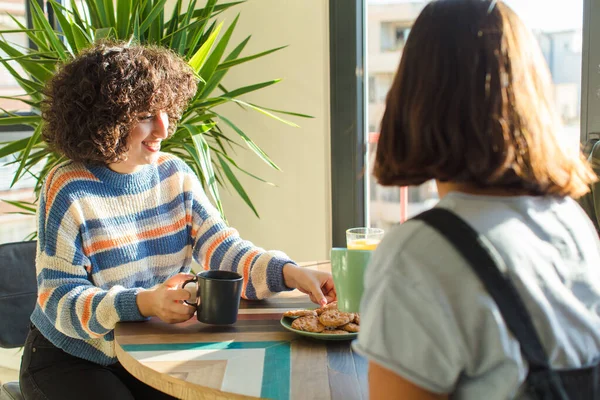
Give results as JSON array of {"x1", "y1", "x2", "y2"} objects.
[
  {"x1": 318, "y1": 309, "x2": 352, "y2": 327},
  {"x1": 341, "y1": 322, "x2": 360, "y2": 333},
  {"x1": 315, "y1": 301, "x2": 338, "y2": 315},
  {"x1": 283, "y1": 309, "x2": 317, "y2": 318},
  {"x1": 325, "y1": 329, "x2": 349, "y2": 335},
  {"x1": 353, "y1": 314, "x2": 360, "y2": 325},
  {"x1": 291, "y1": 315, "x2": 325, "y2": 333}
]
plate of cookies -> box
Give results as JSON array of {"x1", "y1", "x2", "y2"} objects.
[{"x1": 280, "y1": 301, "x2": 360, "y2": 340}]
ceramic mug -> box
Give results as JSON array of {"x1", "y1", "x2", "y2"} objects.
[{"x1": 182, "y1": 270, "x2": 243, "y2": 325}]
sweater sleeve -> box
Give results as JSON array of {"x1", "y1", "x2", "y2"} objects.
[
  {"x1": 35, "y1": 173, "x2": 146, "y2": 340},
  {"x1": 184, "y1": 169, "x2": 295, "y2": 300}
]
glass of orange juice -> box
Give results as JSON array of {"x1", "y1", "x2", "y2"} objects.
[{"x1": 346, "y1": 227, "x2": 384, "y2": 250}]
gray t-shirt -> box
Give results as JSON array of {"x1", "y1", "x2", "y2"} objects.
[{"x1": 353, "y1": 192, "x2": 600, "y2": 399}]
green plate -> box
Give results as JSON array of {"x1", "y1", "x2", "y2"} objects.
[{"x1": 280, "y1": 316, "x2": 358, "y2": 341}]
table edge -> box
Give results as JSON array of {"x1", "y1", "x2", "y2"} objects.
[{"x1": 114, "y1": 330, "x2": 263, "y2": 400}]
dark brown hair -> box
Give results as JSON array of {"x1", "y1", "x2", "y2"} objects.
[
  {"x1": 42, "y1": 41, "x2": 198, "y2": 164},
  {"x1": 373, "y1": 0, "x2": 596, "y2": 197}
]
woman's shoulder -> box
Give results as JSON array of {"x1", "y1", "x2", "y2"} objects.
[
  {"x1": 156, "y1": 152, "x2": 194, "y2": 176},
  {"x1": 43, "y1": 160, "x2": 98, "y2": 190}
]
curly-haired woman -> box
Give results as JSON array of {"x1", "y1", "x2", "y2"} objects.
[
  {"x1": 353, "y1": 1, "x2": 600, "y2": 399},
  {"x1": 19, "y1": 42, "x2": 336, "y2": 400}
]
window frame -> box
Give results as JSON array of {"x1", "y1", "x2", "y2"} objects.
[{"x1": 329, "y1": 0, "x2": 367, "y2": 247}]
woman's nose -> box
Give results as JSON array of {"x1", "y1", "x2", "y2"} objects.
[{"x1": 153, "y1": 111, "x2": 169, "y2": 138}]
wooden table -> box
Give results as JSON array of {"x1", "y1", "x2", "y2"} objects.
[{"x1": 114, "y1": 262, "x2": 368, "y2": 400}]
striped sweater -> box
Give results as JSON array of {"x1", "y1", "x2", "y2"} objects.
[{"x1": 31, "y1": 153, "x2": 294, "y2": 365}]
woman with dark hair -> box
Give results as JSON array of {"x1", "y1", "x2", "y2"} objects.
[
  {"x1": 19, "y1": 42, "x2": 336, "y2": 400},
  {"x1": 354, "y1": 1, "x2": 600, "y2": 399}
]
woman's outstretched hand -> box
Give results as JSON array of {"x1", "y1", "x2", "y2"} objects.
[
  {"x1": 136, "y1": 273, "x2": 196, "y2": 324},
  {"x1": 283, "y1": 264, "x2": 337, "y2": 306}
]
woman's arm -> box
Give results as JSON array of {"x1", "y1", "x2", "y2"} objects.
[
  {"x1": 185, "y1": 165, "x2": 335, "y2": 302},
  {"x1": 369, "y1": 361, "x2": 449, "y2": 400}
]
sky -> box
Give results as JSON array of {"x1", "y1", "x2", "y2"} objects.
[{"x1": 369, "y1": 0, "x2": 584, "y2": 32}]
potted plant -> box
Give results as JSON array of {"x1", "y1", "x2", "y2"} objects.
[{"x1": 0, "y1": 0, "x2": 309, "y2": 228}]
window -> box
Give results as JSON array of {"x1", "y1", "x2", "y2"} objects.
[
  {"x1": 0, "y1": 0, "x2": 31, "y2": 114},
  {"x1": 0, "y1": 1, "x2": 43, "y2": 243}
]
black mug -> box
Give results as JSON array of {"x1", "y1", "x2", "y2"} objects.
[{"x1": 182, "y1": 270, "x2": 243, "y2": 325}]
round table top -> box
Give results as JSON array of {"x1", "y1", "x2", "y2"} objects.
[{"x1": 114, "y1": 262, "x2": 367, "y2": 400}]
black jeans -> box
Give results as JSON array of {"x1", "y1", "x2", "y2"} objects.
[{"x1": 19, "y1": 325, "x2": 177, "y2": 400}]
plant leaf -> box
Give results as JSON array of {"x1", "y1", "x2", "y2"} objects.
[
  {"x1": 0, "y1": 42, "x2": 54, "y2": 81},
  {"x1": 1, "y1": 199, "x2": 37, "y2": 213},
  {"x1": 71, "y1": 24, "x2": 91, "y2": 52},
  {"x1": 48, "y1": 0, "x2": 76, "y2": 54},
  {"x1": 233, "y1": 99, "x2": 300, "y2": 127},
  {"x1": 247, "y1": 103, "x2": 314, "y2": 119},
  {"x1": 103, "y1": 0, "x2": 117, "y2": 28},
  {"x1": 182, "y1": 123, "x2": 224, "y2": 216},
  {"x1": 168, "y1": 1, "x2": 245, "y2": 24},
  {"x1": 216, "y1": 154, "x2": 259, "y2": 218},
  {"x1": 30, "y1": 0, "x2": 67, "y2": 60},
  {"x1": 217, "y1": 45, "x2": 286, "y2": 71},
  {"x1": 188, "y1": 22, "x2": 222, "y2": 73},
  {"x1": 11, "y1": 124, "x2": 42, "y2": 187},
  {"x1": 197, "y1": 14, "x2": 239, "y2": 93},
  {"x1": 0, "y1": 136, "x2": 31, "y2": 158},
  {"x1": 221, "y1": 79, "x2": 280, "y2": 99},
  {"x1": 116, "y1": 0, "x2": 133, "y2": 38},
  {"x1": 0, "y1": 116, "x2": 41, "y2": 126},
  {"x1": 199, "y1": 35, "x2": 250, "y2": 100},
  {"x1": 139, "y1": 0, "x2": 169, "y2": 35},
  {"x1": 87, "y1": 0, "x2": 108, "y2": 27},
  {"x1": 186, "y1": 0, "x2": 217, "y2": 58},
  {"x1": 215, "y1": 113, "x2": 280, "y2": 170},
  {"x1": 95, "y1": 27, "x2": 115, "y2": 41}
]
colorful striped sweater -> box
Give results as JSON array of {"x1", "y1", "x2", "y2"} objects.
[{"x1": 31, "y1": 153, "x2": 294, "y2": 365}]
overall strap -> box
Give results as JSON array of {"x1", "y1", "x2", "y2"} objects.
[{"x1": 412, "y1": 208, "x2": 551, "y2": 369}]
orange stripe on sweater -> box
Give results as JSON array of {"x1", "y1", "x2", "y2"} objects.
[
  {"x1": 80, "y1": 292, "x2": 95, "y2": 332},
  {"x1": 202, "y1": 230, "x2": 235, "y2": 271},
  {"x1": 43, "y1": 166, "x2": 60, "y2": 194},
  {"x1": 46, "y1": 171, "x2": 98, "y2": 215},
  {"x1": 38, "y1": 289, "x2": 53, "y2": 309},
  {"x1": 84, "y1": 216, "x2": 188, "y2": 255},
  {"x1": 242, "y1": 250, "x2": 260, "y2": 298}
]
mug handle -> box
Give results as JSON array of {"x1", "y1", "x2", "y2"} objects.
[{"x1": 182, "y1": 277, "x2": 198, "y2": 307}]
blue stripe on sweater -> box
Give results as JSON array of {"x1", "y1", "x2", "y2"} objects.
[
  {"x1": 82, "y1": 194, "x2": 186, "y2": 231},
  {"x1": 86, "y1": 295, "x2": 109, "y2": 336},
  {"x1": 42, "y1": 282, "x2": 92, "y2": 325},
  {"x1": 228, "y1": 247, "x2": 257, "y2": 299},
  {"x1": 87, "y1": 230, "x2": 189, "y2": 270},
  {"x1": 68, "y1": 298, "x2": 95, "y2": 339},
  {"x1": 192, "y1": 223, "x2": 224, "y2": 262}
]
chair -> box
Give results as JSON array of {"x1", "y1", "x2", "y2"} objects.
[{"x1": 0, "y1": 241, "x2": 37, "y2": 400}]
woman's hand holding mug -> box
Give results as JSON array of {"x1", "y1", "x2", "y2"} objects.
[{"x1": 136, "y1": 273, "x2": 196, "y2": 324}]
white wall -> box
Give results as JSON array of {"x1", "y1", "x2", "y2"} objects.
[{"x1": 212, "y1": 1, "x2": 331, "y2": 261}]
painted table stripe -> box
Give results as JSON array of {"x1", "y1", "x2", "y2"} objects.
[{"x1": 123, "y1": 341, "x2": 291, "y2": 399}]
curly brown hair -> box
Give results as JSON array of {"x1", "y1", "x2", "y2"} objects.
[
  {"x1": 42, "y1": 41, "x2": 198, "y2": 164},
  {"x1": 374, "y1": 0, "x2": 596, "y2": 198}
]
